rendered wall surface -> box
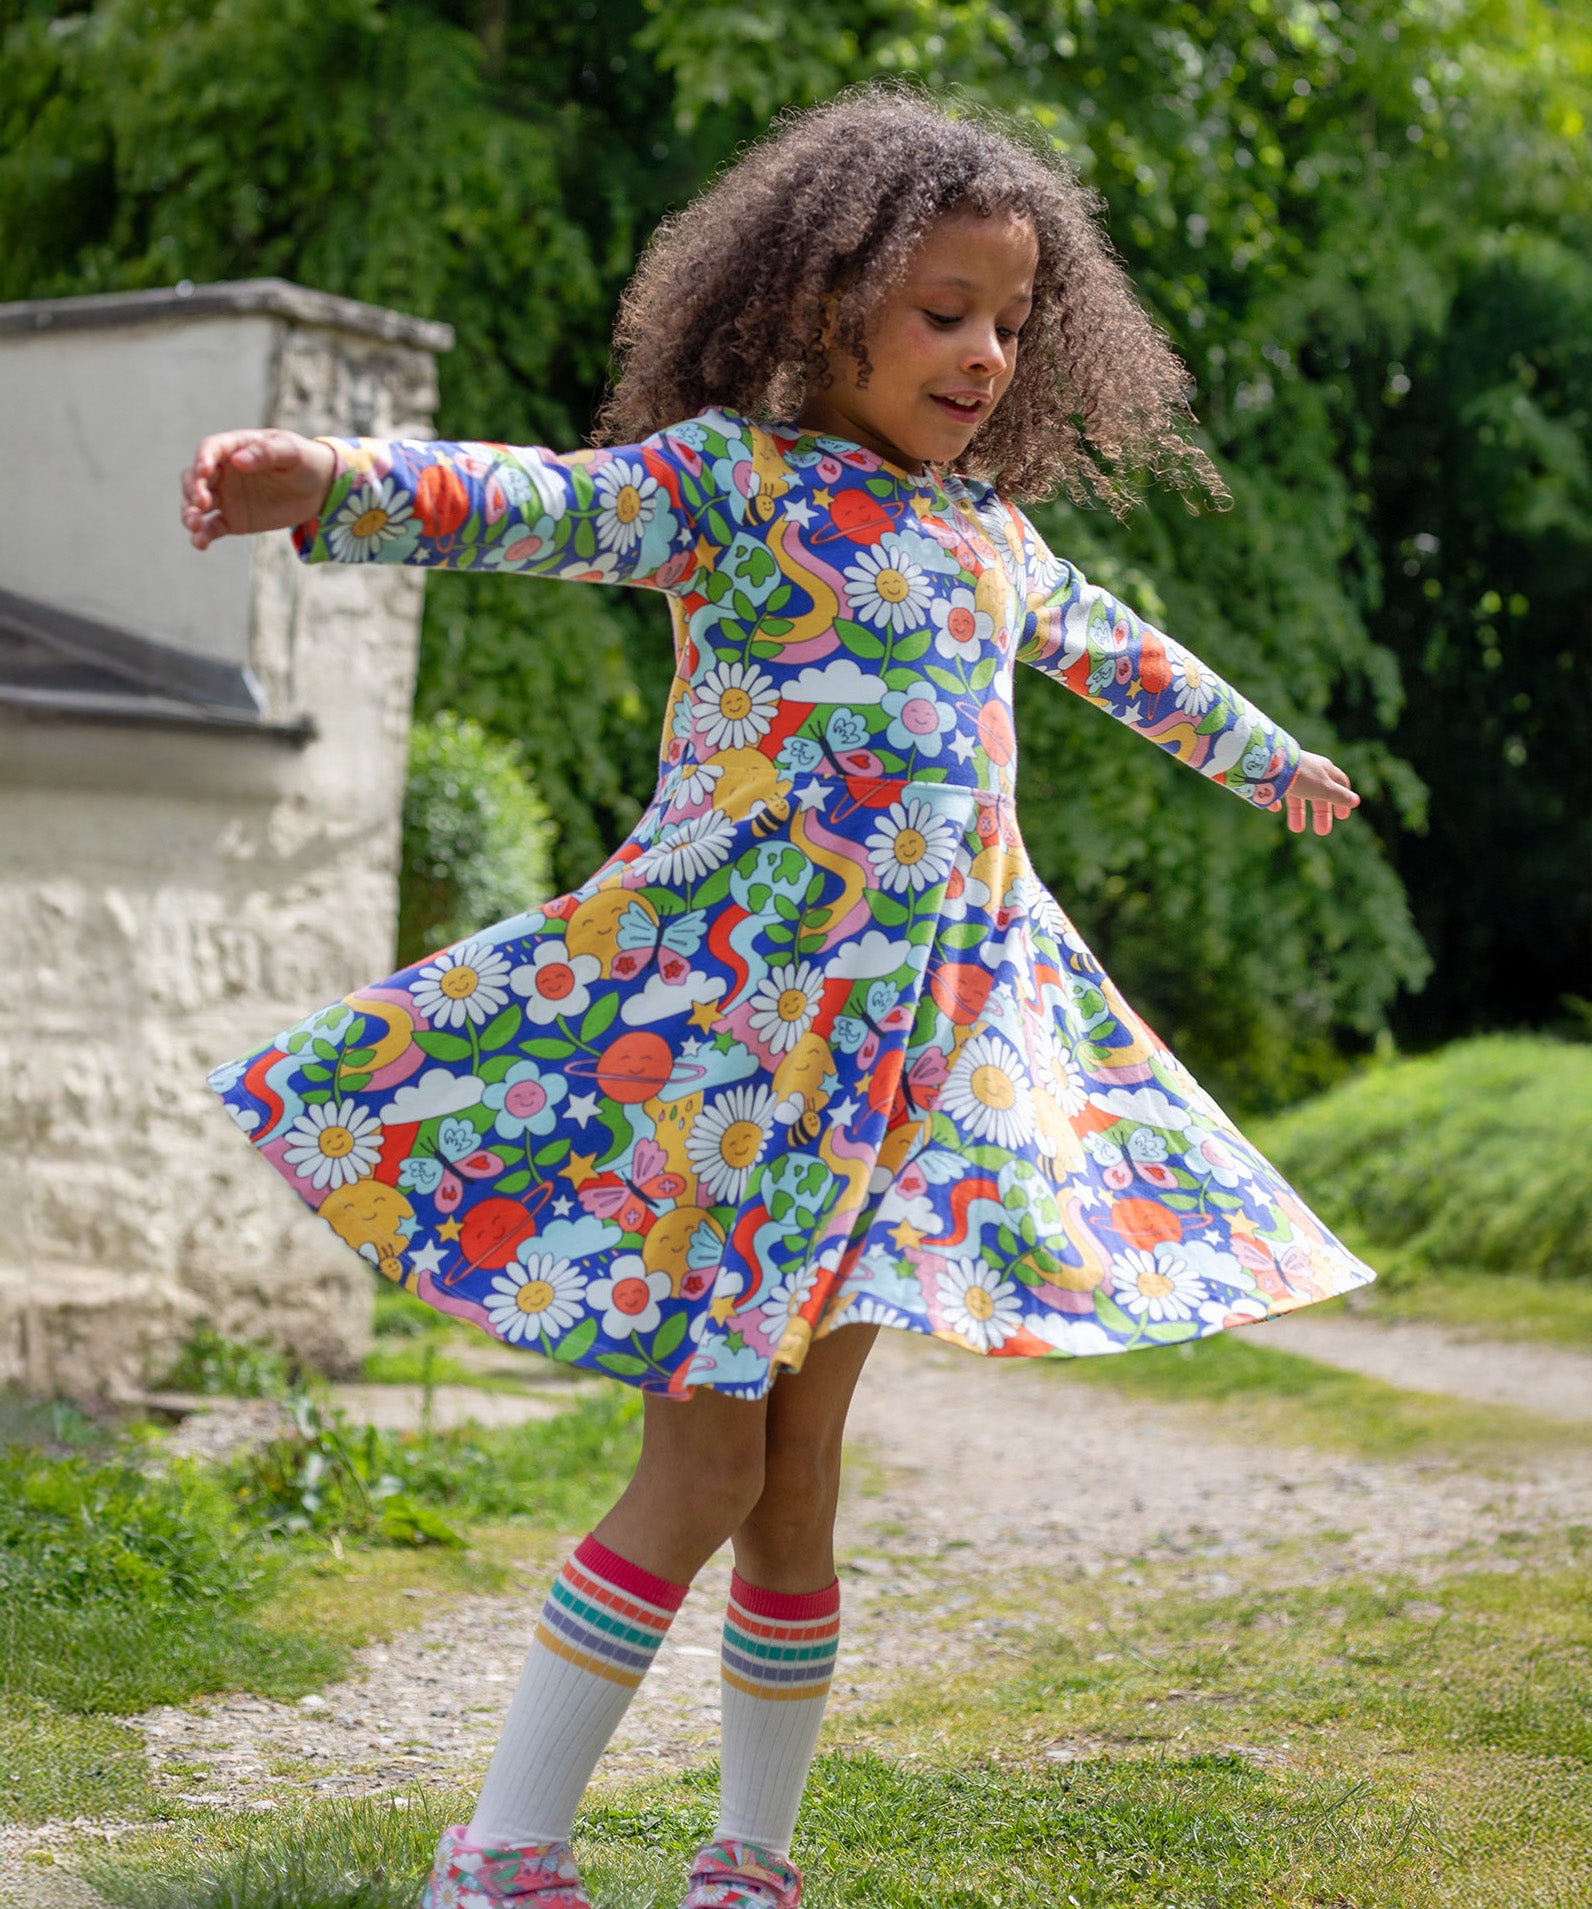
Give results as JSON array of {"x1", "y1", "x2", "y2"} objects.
[{"x1": 0, "y1": 295, "x2": 443, "y2": 1397}]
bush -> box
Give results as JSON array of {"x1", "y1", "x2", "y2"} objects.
[
  {"x1": 398, "y1": 711, "x2": 555, "y2": 965},
  {"x1": 1251, "y1": 1036, "x2": 1592, "y2": 1278}
]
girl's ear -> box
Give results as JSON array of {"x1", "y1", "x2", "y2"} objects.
[{"x1": 816, "y1": 292, "x2": 841, "y2": 350}]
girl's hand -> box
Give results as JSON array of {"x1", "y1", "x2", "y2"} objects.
[
  {"x1": 179, "y1": 429, "x2": 337, "y2": 550},
  {"x1": 1273, "y1": 751, "x2": 1360, "y2": 835}
]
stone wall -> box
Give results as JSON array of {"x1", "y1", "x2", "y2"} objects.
[{"x1": 0, "y1": 284, "x2": 450, "y2": 1398}]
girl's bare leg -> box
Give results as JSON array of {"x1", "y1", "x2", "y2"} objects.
[
  {"x1": 697, "y1": 1323, "x2": 880, "y2": 1868},
  {"x1": 733, "y1": 1322, "x2": 881, "y2": 1590}
]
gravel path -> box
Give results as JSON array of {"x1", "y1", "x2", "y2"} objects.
[
  {"x1": 7, "y1": 1328, "x2": 1589, "y2": 1904},
  {"x1": 1257, "y1": 1310, "x2": 1592, "y2": 1422}
]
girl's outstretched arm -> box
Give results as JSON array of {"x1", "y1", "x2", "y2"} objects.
[
  {"x1": 181, "y1": 427, "x2": 711, "y2": 595},
  {"x1": 1012, "y1": 510, "x2": 1358, "y2": 837}
]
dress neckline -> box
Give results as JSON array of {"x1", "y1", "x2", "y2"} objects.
[{"x1": 769, "y1": 416, "x2": 951, "y2": 498}]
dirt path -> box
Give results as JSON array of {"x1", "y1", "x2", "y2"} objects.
[
  {"x1": 1257, "y1": 1310, "x2": 1592, "y2": 1422},
  {"x1": 68, "y1": 1333, "x2": 1590, "y2": 1824}
]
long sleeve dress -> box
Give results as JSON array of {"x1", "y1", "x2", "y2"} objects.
[{"x1": 209, "y1": 406, "x2": 1374, "y2": 1397}]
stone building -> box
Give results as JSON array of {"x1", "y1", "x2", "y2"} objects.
[{"x1": 0, "y1": 278, "x2": 452, "y2": 1398}]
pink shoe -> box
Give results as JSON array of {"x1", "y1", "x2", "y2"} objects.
[
  {"x1": 680, "y1": 1839, "x2": 802, "y2": 1908},
  {"x1": 418, "y1": 1827, "x2": 591, "y2": 1908}
]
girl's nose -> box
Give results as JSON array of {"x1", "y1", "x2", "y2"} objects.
[{"x1": 962, "y1": 327, "x2": 1008, "y2": 376}]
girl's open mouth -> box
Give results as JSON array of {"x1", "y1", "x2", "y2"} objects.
[{"x1": 931, "y1": 394, "x2": 985, "y2": 422}]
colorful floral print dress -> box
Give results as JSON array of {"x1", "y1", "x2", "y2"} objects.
[{"x1": 210, "y1": 406, "x2": 1374, "y2": 1396}]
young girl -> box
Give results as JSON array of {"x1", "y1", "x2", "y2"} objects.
[{"x1": 182, "y1": 88, "x2": 1368, "y2": 1909}]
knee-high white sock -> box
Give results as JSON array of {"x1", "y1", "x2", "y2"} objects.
[
  {"x1": 468, "y1": 1534, "x2": 688, "y2": 1845},
  {"x1": 714, "y1": 1571, "x2": 840, "y2": 1857}
]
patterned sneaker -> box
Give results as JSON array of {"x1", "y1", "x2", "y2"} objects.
[
  {"x1": 680, "y1": 1839, "x2": 802, "y2": 1908},
  {"x1": 419, "y1": 1826, "x2": 591, "y2": 1908}
]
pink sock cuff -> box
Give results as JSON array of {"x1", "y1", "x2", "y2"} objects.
[
  {"x1": 573, "y1": 1534, "x2": 689, "y2": 1613},
  {"x1": 729, "y1": 1570, "x2": 841, "y2": 1621}
]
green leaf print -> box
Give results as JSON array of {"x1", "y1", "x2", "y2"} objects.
[
  {"x1": 338, "y1": 1072, "x2": 372, "y2": 1093},
  {"x1": 651, "y1": 1312, "x2": 688, "y2": 1361},
  {"x1": 534, "y1": 1137, "x2": 571, "y2": 1166},
  {"x1": 574, "y1": 517, "x2": 596, "y2": 560},
  {"x1": 869, "y1": 893, "x2": 910, "y2": 927},
  {"x1": 339, "y1": 1046, "x2": 378, "y2": 1070},
  {"x1": 520, "y1": 1037, "x2": 575, "y2": 1060},
  {"x1": 301, "y1": 1090, "x2": 331, "y2": 1106},
  {"x1": 301, "y1": 1062, "x2": 334, "y2": 1084},
  {"x1": 581, "y1": 993, "x2": 620, "y2": 1042},
  {"x1": 835, "y1": 619, "x2": 886, "y2": 659},
  {"x1": 312, "y1": 1037, "x2": 340, "y2": 1062},
  {"x1": 892, "y1": 629, "x2": 930, "y2": 663},
  {"x1": 480, "y1": 1054, "x2": 519, "y2": 1083},
  {"x1": 969, "y1": 655, "x2": 998, "y2": 691},
  {"x1": 494, "y1": 1170, "x2": 532, "y2": 1195},
  {"x1": 415, "y1": 1029, "x2": 473, "y2": 1062},
  {"x1": 478, "y1": 1005, "x2": 522, "y2": 1051},
  {"x1": 553, "y1": 1318, "x2": 597, "y2": 1364},
  {"x1": 926, "y1": 664, "x2": 964, "y2": 694},
  {"x1": 598, "y1": 1352, "x2": 650, "y2": 1378},
  {"x1": 1093, "y1": 1291, "x2": 1139, "y2": 1339},
  {"x1": 1145, "y1": 1318, "x2": 1200, "y2": 1344}
]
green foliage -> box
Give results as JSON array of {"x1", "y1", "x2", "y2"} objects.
[
  {"x1": 398, "y1": 711, "x2": 555, "y2": 964},
  {"x1": 4, "y1": 0, "x2": 1587, "y2": 1083},
  {"x1": 227, "y1": 1387, "x2": 642, "y2": 1542},
  {"x1": 0, "y1": 1444, "x2": 264, "y2": 1609},
  {"x1": 161, "y1": 1328, "x2": 293, "y2": 1399},
  {"x1": 1252, "y1": 1036, "x2": 1592, "y2": 1278}
]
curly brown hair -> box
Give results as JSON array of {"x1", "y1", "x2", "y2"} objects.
[{"x1": 594, "y1": 83, "x2": 1224, "y2": 511}]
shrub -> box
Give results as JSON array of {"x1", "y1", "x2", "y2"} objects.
[
  {"x1": 1252, "y1": 1036, "x2": 1592, "y2": 1278},
  {"x1": 398, "y1": 711, "x2": 555, "y2": 965}
]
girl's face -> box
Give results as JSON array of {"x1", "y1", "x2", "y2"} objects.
[{"x1": 795, "y1": 207, "x2": 1038, "y2": 474}]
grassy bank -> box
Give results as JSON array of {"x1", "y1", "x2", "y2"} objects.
[{"x1": 1250, "y1": 1035, "x2": 1591, "y2": 1283}]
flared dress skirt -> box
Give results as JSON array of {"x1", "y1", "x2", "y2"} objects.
[{"x1": 209, "y1": 406, "x2": 1375, "y2": 1397}]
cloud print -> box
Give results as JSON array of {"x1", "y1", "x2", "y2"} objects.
[
  {"x1": 620, "y1": 968, "x2": 727, "y2": 1027},
  {"x1": 379, "y1": 1067, "x2": 485, "y2": 1124},
  {"x1": 781, "y1": 659, "x2": 887, "y2": 705},
  {"x1": 832, "y1": 929, "x2": 928, "y2": 981},
  {"x1": 1087, "y1": 1086, "x2": 1191, "y2": 1133}
]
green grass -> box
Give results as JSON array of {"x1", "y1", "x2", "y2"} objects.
[
  {"x1": 78, "y1": 1533, "x2": 1592, "y2": 1905},
  {"x1": 1250, "y1": 1035, "x2": 1592, "y2": 1281},
  {"x1": 0, "y1": 1389, "x2": 640, "y2": 1824},
  {"x1": 1046, "y1": 1322, "x2": 1574, "y2": 1460},
  {"x1": 1343, "y1": 1266, "x2": 1592, "y2": 1349}
]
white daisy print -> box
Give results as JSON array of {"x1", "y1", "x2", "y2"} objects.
[
  {"x1": 866, "y1": 799, "x2": 957, "y2": 894},
  {"x1": 1110, "y1": 1244, "x2": 1209, "y2": 1324},
  {"x1": 635, "y1": 809, "x2": 738, "y2": 884},
  {"x1": 936, "y1": 1262, "x2": 1024, "y2": 1352},
  {"x1": 411, "y1": 939, "x2": 513, "y2": 1030},
  {"x1": 284, "y1": 1099, "x2": 383, "y2": 1191},
  {"x1": 929, "y1": 586, "x2": 994, "y2": 662},
  {"x1": 484, "y1": 1253, "x2": 588, "y2": 1344},
  {"x1": 509, "y1": 941, "x2": 600, "y2": 1024},
  {"x1": 1171, "y1": 650, "x2": 1215, "y2": 715},
  {"x1": 844, "y1": 534, "x2": 932, "y2": 634},
  {"x1": 593, "y1": 457, "x2": 660, "y2": 555},
  {"x1": 694, "y1": 661, "x2": 779, "y2": 750},
  {"x1": 746, "y1": 960, "x2": 823, "y2": 1054},
  {"x1": 672, "y1": 759, "x2": 723, "y2": 809},
  {"x1": 687, "y1": 1083, "x2": 777, "y2": 1204},
  {"x1": 587, "y1": 1256, "x2": 672, "y2": 1339},
  {"x1": 757, "y1": 1266, "x2": 818, "y2": 1337},
  {"x1": 325, "y1": 477, "x2": 418, "y2": 562},
  {"x1": 939, "y1": 1029, "x2": 1036, "y2": 1150}
]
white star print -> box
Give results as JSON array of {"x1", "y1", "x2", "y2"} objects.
[
  {"x1": 408, "y1": 1241, "x2": 447, "y2": 1279},
  {"x1": 782, "y1": 498, "x2": 816, "y2": 528},
  {"x1": 567, "y1": 1092, "x2": 600, "y2": 1127},
  {"x1": 553, "y1": 1196, "x2": 573, "y2": 1216},
  {"x1": 828, "y1": 1095, "x2": 861, "y2": 1125},
  {"x1": 949, "y1": 732, "x2": 977, "y2": 763},
  {"x1": 796, "y1": 780, "x2": 831, "y2": 811}
]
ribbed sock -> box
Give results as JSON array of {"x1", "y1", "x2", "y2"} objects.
[
  {"x1": 714, "y1": 1571, "x2": 841, "y2": 1857},
  {"x1": 468, "y1": 1534, "x2": 687, "y2": 1845}
]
